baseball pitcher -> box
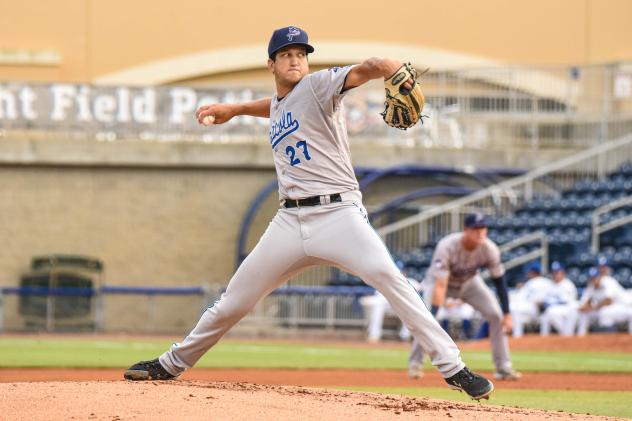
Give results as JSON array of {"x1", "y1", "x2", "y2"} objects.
[{"x1": 123, "y1": 26, "x2": 494, "y2": 400}]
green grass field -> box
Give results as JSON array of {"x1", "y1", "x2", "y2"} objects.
[
  {"x1": 1, "y1": 337, "x2": 631, "y2": 418},
  {"x1": 1, "y1": 337, "x2": 631, "y2": 372}
]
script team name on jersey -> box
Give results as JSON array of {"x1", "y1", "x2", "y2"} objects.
[{"x1": 269, "y1": 111, "x2": 299, "y2": 148}]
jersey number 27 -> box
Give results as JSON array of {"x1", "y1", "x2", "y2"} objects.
[{"x1": 285, "y1": 140, "x2": 311, "y2": 166}]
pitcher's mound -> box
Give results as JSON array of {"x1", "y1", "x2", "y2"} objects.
[{"x1": 0, "y1": 380, "x2": 613, "y2": 420}]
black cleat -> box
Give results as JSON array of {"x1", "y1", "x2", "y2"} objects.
[
  {"x1": 124, "y1": 358, "x2": 177, "y2": 381},
  {"x1": 445, "y1": 367, "x2": 494, "y2": 401}
]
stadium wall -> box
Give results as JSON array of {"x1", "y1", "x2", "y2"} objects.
[{"x1": 0, "y1": 137, "x2": 577, "y2": 290}]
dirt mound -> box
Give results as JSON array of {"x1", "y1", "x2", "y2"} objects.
[
  {"x1": 2, "y1": 368, "x2": 632, "y2": 391},
  {"x1": 0, "y1": 381, "x2": 619, "y2": 421}
]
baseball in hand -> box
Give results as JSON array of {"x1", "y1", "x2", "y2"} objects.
[{"x1": 202, "y1": 115, "x2": 215, "y2": 125}]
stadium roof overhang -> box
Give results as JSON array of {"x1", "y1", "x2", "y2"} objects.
[{"x1": 93, "y1": 42, "x2": 572, "y2": 102}]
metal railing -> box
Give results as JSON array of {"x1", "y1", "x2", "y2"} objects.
[
  {"x1": 1, "y1": 62, "x2": 632, "y2": 149},
  {"x1": 500, "y1": 231, "x2": 549, "y2": 273},
  {"x1": 591, "y1": 195, "x2": 632, "y2": 253},
  {"x1": 378, "y1": 134, "x2": 632, "y2": 253},
  {"x1": 479, "y1": 231, "x2": 548, "y2": 280},
  {"x1": 0, "y1": 285, "x2": 220, "y2": 333},
  {"x1": 242, "y1": 286, "x2": 373, "y2": 328}
]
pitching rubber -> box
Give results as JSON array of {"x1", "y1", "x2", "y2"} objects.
[{"x1": 123, "y1": 369, "x2": 151, "y2": 381}]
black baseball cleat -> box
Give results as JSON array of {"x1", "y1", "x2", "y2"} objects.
[
  {"x1": 124, "y1": 358, "x2": 177, "y2": 381},
  {"x1": 445, "y1": 367, "x2": 494, "y2": 401}
]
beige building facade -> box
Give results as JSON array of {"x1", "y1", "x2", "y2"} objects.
[{"x1": 1, "y1": 0, "x2": 632, "y2": 85}]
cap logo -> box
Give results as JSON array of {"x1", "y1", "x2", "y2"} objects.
[{"x1": 286, "y1": 27, "x2": 301, "y2": 41}]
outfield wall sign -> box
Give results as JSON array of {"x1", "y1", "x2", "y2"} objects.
[{"x1": 0, "y1": 83, "x2": 269, "y2": 129}]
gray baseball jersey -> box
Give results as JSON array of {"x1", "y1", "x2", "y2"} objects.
[
  {"x1": 269, "y1": 66, "x2": 359, "y2": 199},
  {"x1": 426, "y1": 232, "x2": 505, "y2": 293},
  {"x1": 158, "y1": 66, "x2": 468, "y2": 380},
  {"x1": 410, "y1": 232, "x2": 513, "y2": 373}
]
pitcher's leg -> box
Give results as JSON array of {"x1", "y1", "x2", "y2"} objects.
[
  {"x1": 307, "y1": 206, "x2": 464, "y2": 377},
  {"x1": 159, "y1": 212, "x2": 308, "y2": 375},
  {"x1": 461, "y1": 277, "x2": 513, "y2": 372}
]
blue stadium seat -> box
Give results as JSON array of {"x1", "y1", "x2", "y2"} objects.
[{"x1": 399, "y1": 162, "x2": 632, "y2": 287}]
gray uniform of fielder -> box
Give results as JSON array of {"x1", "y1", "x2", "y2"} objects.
[
  {"x1": 409, "y1": 232, "x2": 515, "y2": 373},
  {"x1": 159, "y1": 66, "x2": 468, "y2": 378}
]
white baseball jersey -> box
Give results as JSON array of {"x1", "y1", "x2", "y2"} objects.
[
  {"x1": 515, "y1": 276, "x2": 554, "y2": 304},
  {"x1": 544, "y1": 278, "x2": 578, "y2": 306},
  {"x1": 269, "y1": 66, "x2": 359, "y2": 200},
  {"x1": 580, "y1": 276, "x2": 627, "y2": 307},
  {"x1": 425, "y1": 233, "x2": 505, "y2": 291}
]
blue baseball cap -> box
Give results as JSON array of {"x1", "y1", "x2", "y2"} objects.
[
  {"x1": 464, "y1": 213, "x2": 488, "y2": 229},
  {"x1": 551, "y1": 261, "x2": 564, "y2": 272},
  {"x1": 589, "y1": 266, "x2": 599, "y2": 278},
  {"x1": 268, "y1": 26, "x2": 315, "y2": 59},
  {"x1": 527, "y1": 261, "x2": 542, "y2": 274},
  {"x1": 597, "y1": 256, "x2": 609, "y2": 267}
]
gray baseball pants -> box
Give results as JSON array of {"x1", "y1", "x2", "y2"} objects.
[
  {"x1": 160, "y1": 191, "x2": 465, "y2": 378},
  {"x1": 408, "y1": 275, "x2": 513, "y2": 372}
]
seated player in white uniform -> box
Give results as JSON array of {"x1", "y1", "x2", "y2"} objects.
[
  {"x1": 361, "y1": 262, "x2": 423, "y2": 343},
  {"x1": 435, "y1": 297, "x2": 478, "y2": 339},
  {"x1": 573, "y1": 267, "x2": 630, "y2": 335},
  {"x1": 595, "y1": 256, "x2": 632, "y2": 334},
  {"x1": 539, "y1": 261, "x2": 578, "y2": 336},
  {"x1": 509, "y1": 262, "x2": 553, "y2": 338}
]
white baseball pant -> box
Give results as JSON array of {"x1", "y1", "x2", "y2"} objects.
[
  {"x1": 539, "y1": 303, "x2": 577, "y2": 336},
  {"x1": 575, "y1": 304, "x2": 631, "y2": 335},
  {"x1": 158, "y1": 191, "x2": 465, "y2": 377}
]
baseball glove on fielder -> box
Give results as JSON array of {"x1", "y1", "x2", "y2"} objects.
[{"x1": 381, "y1": 63, "x2": 426, "y2": 130}]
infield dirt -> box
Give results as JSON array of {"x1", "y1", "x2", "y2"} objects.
[{"x1": 0, "y1": 380, "x2": 624, "y2": 421}]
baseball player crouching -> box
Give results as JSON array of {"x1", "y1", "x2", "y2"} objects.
[
  {"x1": 408, "y1": 213, "x2": 521, "y2": 381},
  {"x1": 123, "y1": 26, "x2": 494, "y2": 400}
]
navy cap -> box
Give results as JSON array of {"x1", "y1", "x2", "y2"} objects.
[
  {"x1": 589, "y1": 266, "x2": 599, "y2": 278},
  {"x1": 551, "y1": 261, "x2": 564, "y2": 272},
  {"x1": 268, "y1": 26, "x2": 315, "y2": 59},
  {"x1": 527, "y1": 261, "x2": 542, "y2": 274},
  {"x1": 597, "y1": 256, "x2": 609, "y2": 267},
  {"x1": 463, "y1": 213, "x2": 488, "y2": 229}
]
